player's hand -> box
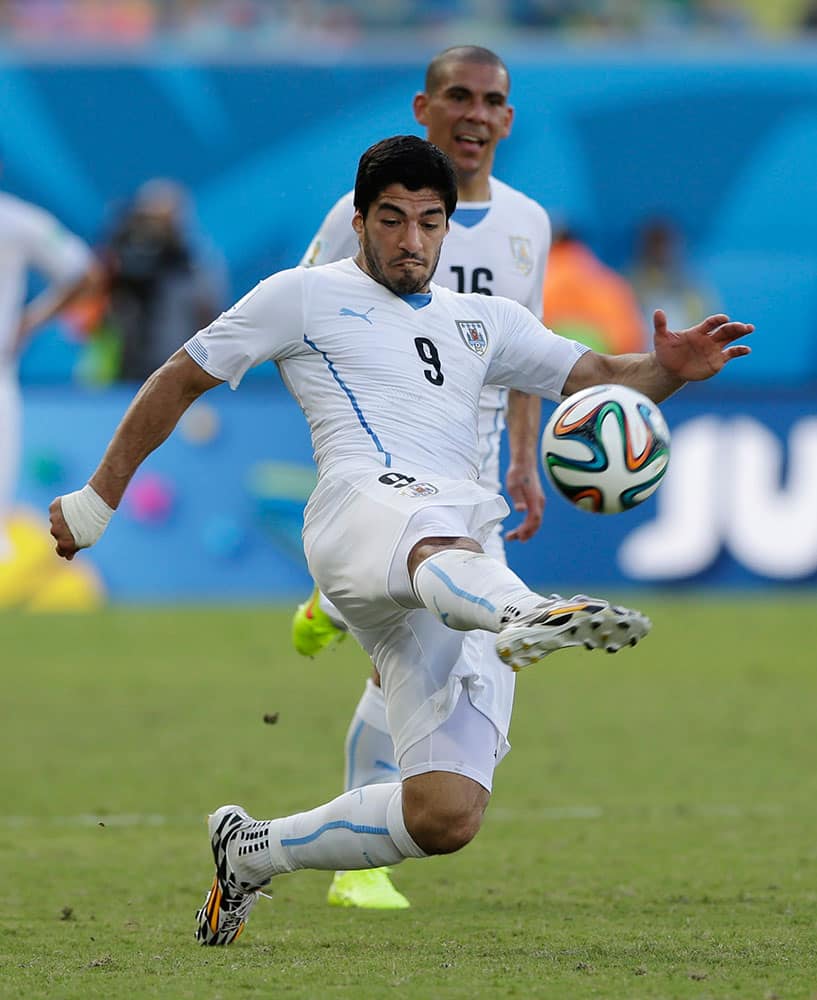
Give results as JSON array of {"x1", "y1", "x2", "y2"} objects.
[
  {"x1": 653, "y1": 309, "x2": 753, "y2": 382},
  {"x1": 49, "y1": 497, "x2": 79, "y2": 561},
  {"x1": 504, "y1": 461, "x2": 545, "y2": 542}
]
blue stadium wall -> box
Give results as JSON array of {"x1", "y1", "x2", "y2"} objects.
[
  {"x1": 18, "y1": 384, "x2": 817, "y2": 599},
  {"x1": 4, "y1": 49, "x2": 817, "y2": 598},
  {"x1": 3, "y1": 49, "x2": 817, "y2": 387}
]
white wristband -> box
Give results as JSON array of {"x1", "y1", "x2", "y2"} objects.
[{"x1": 60, "y1": 484, "x2": 114, "y2": 549}]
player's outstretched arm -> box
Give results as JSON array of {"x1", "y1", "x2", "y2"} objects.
[
  {"x1": 504, "y1": 390, "x2": 545, "y2": 543},
  {"x1": 49, "y1": 349, "x2": 222, "y2": 560},
  {"x1": 563, "y1": 309, "x2": 754, "y2": 403},
  {"x1": 651, "y1": 308, "x2": 752, "y2": 382}
]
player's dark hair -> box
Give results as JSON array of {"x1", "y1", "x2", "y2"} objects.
[
  {"x1": 354, "y1": 135, "x2": 458, "y2": 220},
  {"x1": 424, "y1": 45, "x2": 510, "y2": 95}
]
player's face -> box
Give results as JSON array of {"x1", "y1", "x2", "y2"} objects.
[
  {"x1": 413, "y1": 61, "x2": 513, "y2": 189},
  {"x1": 353, "y1": 184, "x2": 448, "y2": 296}
]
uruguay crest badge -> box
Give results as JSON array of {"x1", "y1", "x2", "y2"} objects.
[
  {"x1": 510, "y1": 236, "x2": 533, "y2": 275},
  {"x1": 456, "y1": 320, "x2": 488, "y2": 356}
]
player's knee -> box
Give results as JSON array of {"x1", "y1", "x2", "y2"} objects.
[
  {"x1": 402, "y1": 778, "x2": 488, "y2": 855},
  {"x1": 408, "y1": 802, "x2": 483, "y2": 855},
  {"x1": 436, "y1": 807, "x2": 483, "y2": 854}
]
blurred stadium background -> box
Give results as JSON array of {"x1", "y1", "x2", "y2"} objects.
[
  {"x1": 5, "y1": 14, "x2": 817, "y2": 994},
  {"x1": 2, "y1": 0, "x2": 817, "y2": 606}
]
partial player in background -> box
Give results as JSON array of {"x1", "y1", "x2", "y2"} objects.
[
  {"x1": 291, "y1": 46, "x2": 552, "y2": 910},
  {"x1": 0, "y1": 156, "x2": 99, "y2": 561}
]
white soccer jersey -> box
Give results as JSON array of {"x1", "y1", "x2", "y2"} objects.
[
  {"x1": 0, "y1": 192, "x2": 92, "y2": 366},
  {"x1": 186, "y1": 258, "x2": 583, "y2": 484},
  {"x1": 301, "y1": 178, "x2": 551, "y2": 493},
  {"x1": 186, "y1": 260, "x2": 585, "y2": 756}
]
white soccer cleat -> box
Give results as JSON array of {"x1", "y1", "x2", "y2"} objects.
[
  {"x1": 194, "y1": 804, "x2": 271, "y2": 946},
  {"x1": 495, "y1": 595, "x2": 651, "y2": 672}
]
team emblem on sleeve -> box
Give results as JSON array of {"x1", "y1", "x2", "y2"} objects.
[
  {"x1": 456, "y1": 320, "x2": 488, "y2": 356},
  {"x1": 509, "y1": 236, "x2": 534, "y2": 276},
  {"x1": 400, "y1": 482, "x2": 439, "y2": 498}
]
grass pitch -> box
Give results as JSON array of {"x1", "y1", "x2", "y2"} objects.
[{"x1": 2, "y1": 597, "x2": 816, "y2": 999}]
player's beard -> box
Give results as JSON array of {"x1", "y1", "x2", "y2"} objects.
[{"x1": 361, "y1": 237, "x2": 442, "y2": 296}]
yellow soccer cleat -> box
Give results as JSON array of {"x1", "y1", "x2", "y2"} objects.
[
  {"x1": 327, "y1": 868, "x2": 410, "y2": 910},
  {"x1": 292, "y1": 585, "x2": 348, "y2": 657}
]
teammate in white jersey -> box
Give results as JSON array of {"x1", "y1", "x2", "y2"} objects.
[
  {"x1": 48, "y1": 136, "x2": 752, "y2": 946},
  {"x1": 0, "y1": 179, "x2": 97, "y2": 558},
  {"x1": 292, "y1": 46, "x2": 551, "y2": 910}
]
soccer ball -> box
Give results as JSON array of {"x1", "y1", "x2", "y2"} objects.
[{"x1": 541, "y1": 384, "x2": 671, "y2": 514}]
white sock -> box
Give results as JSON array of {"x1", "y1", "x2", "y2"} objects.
[
  {"x1": 412, "y1": 549, "x2": 545, "y2": 632},
  {"x1": 232, "y1": 783, "x2": 426, "y2": 884},
  {"x1": 344, "y1": 680, "x2": 397, "y2": 791}
]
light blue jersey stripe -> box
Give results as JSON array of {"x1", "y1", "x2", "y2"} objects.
[
  {"x1": 426, "y1": 562, "x2": 496, "y2": 613},
  {"x1": 186, "y1": 338, "x2": 209, "y2": 367},
  {"x1": 281, "y1": 819, "x2": 389, "y2": 847},
  {"x1": 303, "y1": 334, "x2": 391, "y2": 466}
]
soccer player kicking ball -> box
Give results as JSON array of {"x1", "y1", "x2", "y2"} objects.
[
  {"x1": 49, "y1": 136, "x2": 752, "y2": 947},
  {"x1": 292, "y1": 45, "x2": 552, "y2": 911}
]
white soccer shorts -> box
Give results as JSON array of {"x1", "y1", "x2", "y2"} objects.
[{"x1": 303, "y1": 464, "x2": 515, "y2": 764}]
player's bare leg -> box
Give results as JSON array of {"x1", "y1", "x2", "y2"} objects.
[{"x1": 195, "y1": 768, "x2": 488, "y2": 944}]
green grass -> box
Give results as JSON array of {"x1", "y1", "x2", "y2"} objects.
[{"x1": 2, "y1": 597, "x2": 817, "y2": 999}]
